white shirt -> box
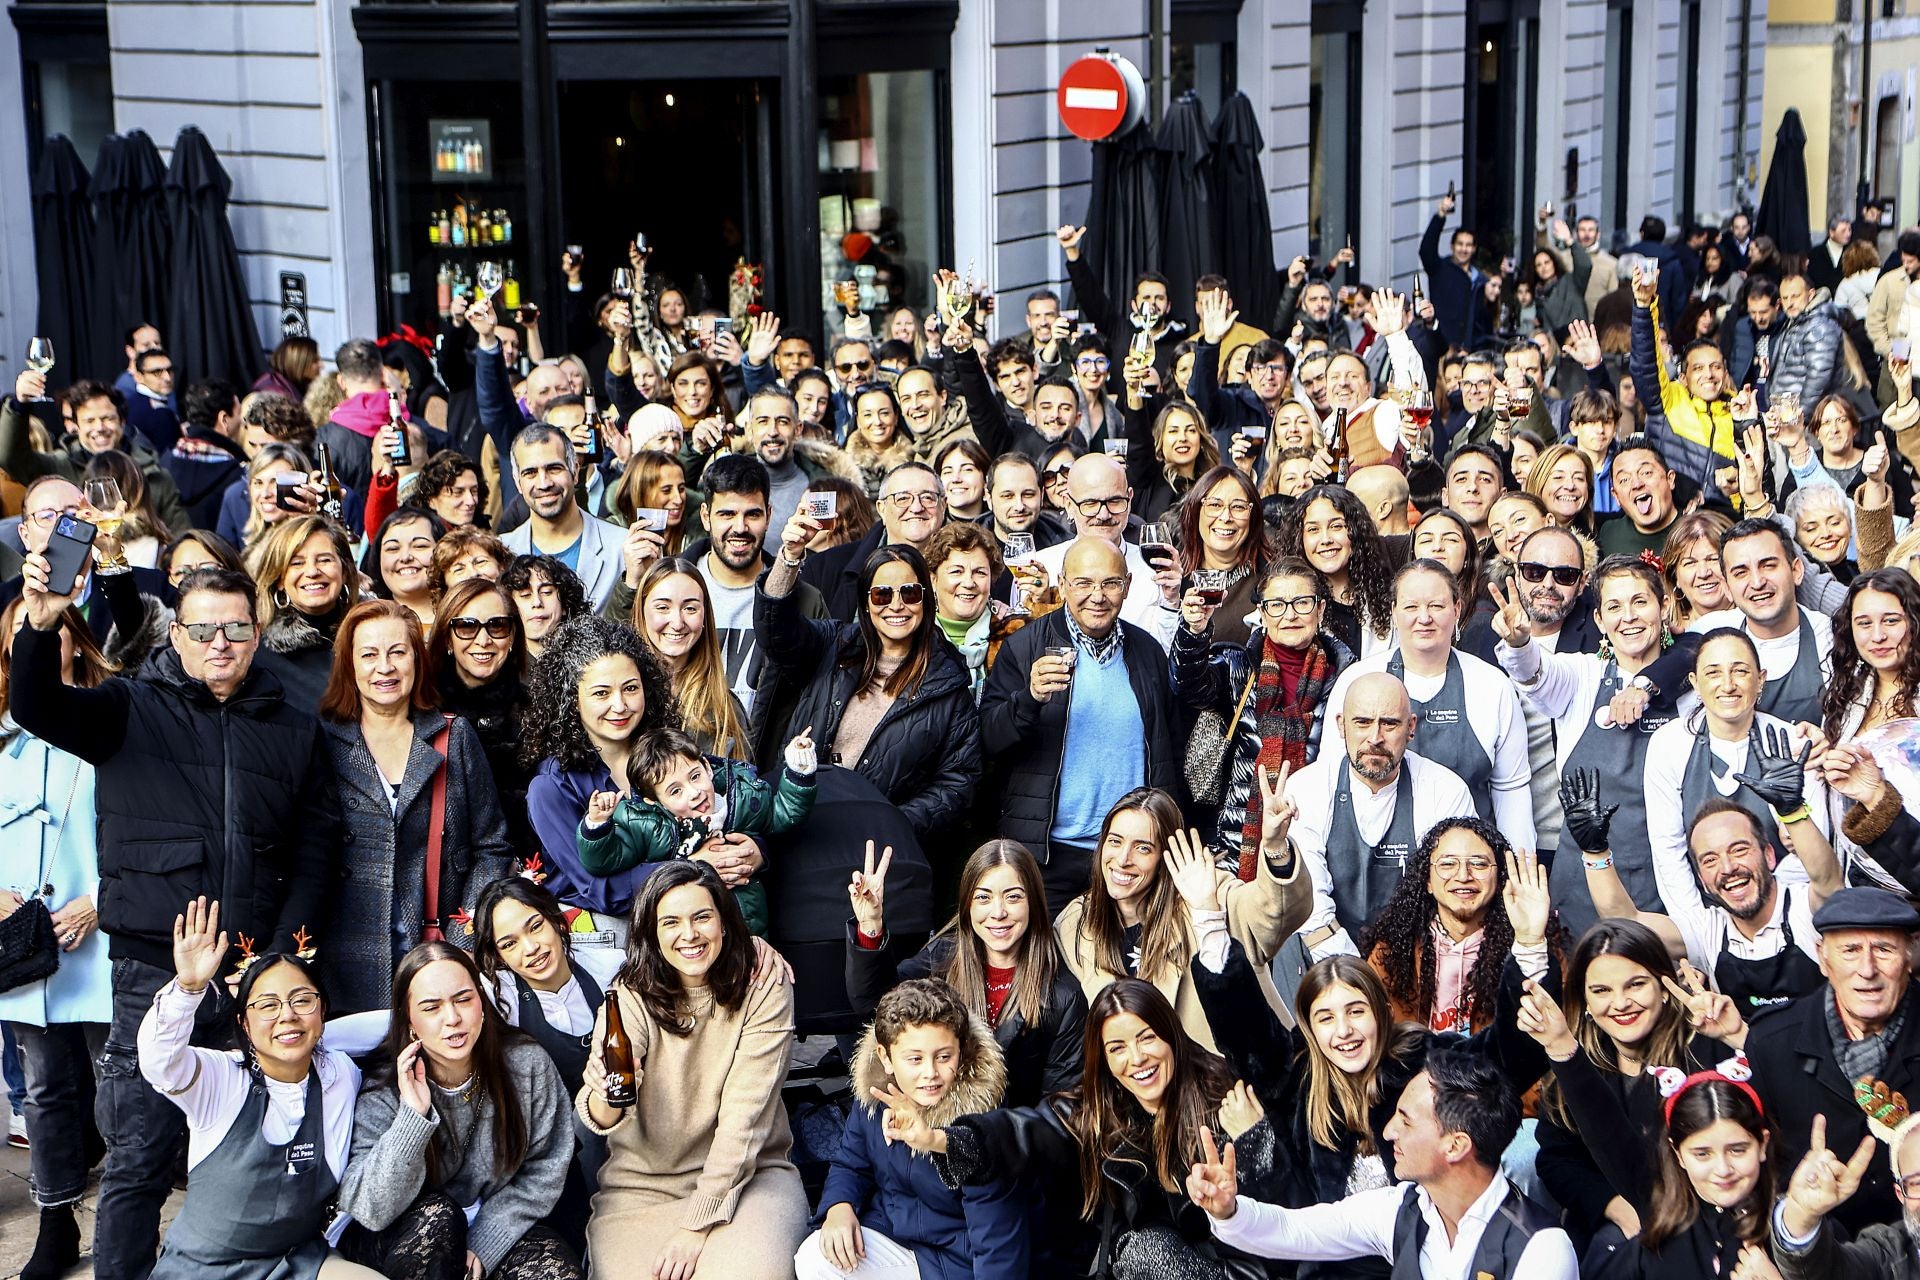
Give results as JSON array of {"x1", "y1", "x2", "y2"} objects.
[
  {"x1": 1017, "y1": 536, "x2": 1178, "y2": 651},
  {"x1": 139, "y1": 981, "x2": 360, "y2": 1179},
  {"x1": 1691, "y1": 608, "x2": 1834, "y2": 688},
  {"x1": 1211, "y1": 1176, "x2": 1579, "y2": 1280},
  {"x1": 490, "y1": 944, "x2": 626, "y2": 1036},
  {"x1": 1671, "y1": 877, "x2": 1820, "y2": 980},
  {"x1": 1286, "y1": 750, "x2": 1477, "y2": 955},
  {"x1": 1327, "y1": 648, "x2": 1536, "y2": 852}
]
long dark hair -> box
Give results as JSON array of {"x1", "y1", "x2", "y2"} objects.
[
  {"x1": 231, "y1": 953, "x2": 329, "y2": 1081},
  {"x1": 519, "y1": 616, "x2": 679, "y2": 772},
  {"x1": 1075, "y1": 788, "x2": 1188, "y2": 984},
  {"x1": 1412, "y1": 506, "x2": 1485, "y2": 617},
  {"x1": 1823, "y1": 569, "x2": 1920, "y2": 740},
  {"x1": 1068, "y1": 980, "x2": 1235, "y2": 1219},
  {"x1": 360, "y1": 508, "x2": 448, "y2": 600},
  {"x1": 615, "y1": 861, "x2": 754, "y2": 1036},
  {"x1": 1547, "y1": 920, "x2": 1693, "y2": 1129},
  {"x1": 845, "y1": 545, "x2": 939, "y2": 699},
  {"x1": 377, "y1": 941, "x2": 531, "y2": 1185},
  {"x1": 430, "y1": 576, "x2": 529, "y2": 692},
  {"x1": 1177, "y1": 465, "x2": 1267, "y2": 578},
  {"x1": 471, "y1": 877, "x2": 573, "y2": 983},
  {"x1": 1645, "y1": 1079, "x2": 1774, "y2": 1252},
  {"x1": 931, "y1": 841, "x2": 1063, "y2": 1031},
  {"x1": 1277, "y1": 483, "x2": 1395, "y2": 642}
]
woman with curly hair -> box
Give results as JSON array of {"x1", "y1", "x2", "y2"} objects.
[
  {"x1": 502, "y1": 554, "x2": 588, "y2": 659},
  {"x1": 359, "y1": 448, "x2": 487, "y2": 539},
  {"x1": 521, "y1": 616, "x2": 681, "y2": 946},
  {"x1": 1273, "y1": 483, "x2": 1395, "y2": 657},
  {"x1": 1822, "y1": 571, "x2": 1920, "y2": 817}
]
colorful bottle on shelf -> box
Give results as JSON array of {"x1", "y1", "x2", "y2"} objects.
[
  {"x1": 503, "y1": 259, "x2": 521, "y2": 311},
  {"x1": 436, "y1": 263, "x2": 452, "y2": 318}
]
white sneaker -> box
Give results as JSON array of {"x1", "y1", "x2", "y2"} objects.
[{"x1": 6, "y1": 1112, "x2": 27, "y2": 1150}]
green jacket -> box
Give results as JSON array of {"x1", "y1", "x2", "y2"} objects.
[
  {"x1": 0, "y1": 396, "x2": 188, "y2": 535},
  {"x1": 576, "y1": 756, "x2": 815, "y2": 936}
]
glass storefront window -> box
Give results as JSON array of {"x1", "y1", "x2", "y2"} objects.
[
  {"x1": 818, "y1": 70, "x2": 943, "y2": 346},
  {"x1": 1308, "y1": 30, "x2": 1360, "y2": 260}
]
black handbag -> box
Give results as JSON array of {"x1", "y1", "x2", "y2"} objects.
[{"x1": 0, "y1": 898, "x2": 59, "y2": 993}]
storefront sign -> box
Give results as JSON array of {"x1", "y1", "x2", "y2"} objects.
[
  {"x1": 279, "y1": 272, "x2": 309, "y2": 338},
  {"x1": 1057, "y1": 51, "x2": 1145, "y2": 141}
]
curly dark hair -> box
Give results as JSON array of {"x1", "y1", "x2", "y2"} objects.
[
  {"x1": 405, "y1": 449, "x2": 489, "y2": 523},
  {"x1": 500, "y1": 554, "x2": 589, "y2": 627},
  {"x1": 1823, "y1": 569, "x2": 1920, "y2": 740},
  {"x1": 1357, "y1": 817, "x2": 1563, "y2": 1031},
  {"x1": 1274, "y1": 483, "x2": 1394, "y2": 642},
  {"x1": 518, "y1": 615, "x2": 680, "y2": 772}
]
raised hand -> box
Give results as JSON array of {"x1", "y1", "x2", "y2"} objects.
[
  {"x1": 1820, "y1": 744, "x2": 1888, "y2": 807},
  {"x1": 1502, "y1": 848, "x2": 1551, "y2": 947},
  {"x1": 1733, "y1": 723, "x2": 1812, "y2": 814},
  {"x1": 1864, "y1": 431, "x2": 1892, "y2": 485},
  {"x1": 1163, "y1": 827, "x2": 1222, "y2": 911},
  {"x1": 1056, "y1": 224, "x2": 1087, "y2": 259},
  {"x1": 1217, "y1": 1080, "x2": 1265, "y2": 1139},
  {"x1": 778, "y1": 509, "x2": 823, "y2": 561},
  {"x1": 1371, "y1": 290, "x2": 1407, "y2": 339},
  {"x1": 1178, "y1": 584, "x2": 1219, "y2": 635},
  {"x1": 1197, "y1": 289, "x2": 1238, "y2": 345},
  {"x1": 1516, "y1": 978, "x2": 1578, "y2": 1060},
  {"x1": 172, "y1": 896, "x2": 227, "y2": 994},
  {"x1": 1736, "y1": 423, "x2": 1766, "y2": 505},
  {"x1": 1563, "y1": 319, "x2": 1602, "y2": 368},
  {"x1": 1729, "y1": 385, "x2": 1758, "y2": 422},
  {"x1": 1185, "y1": 1130, "x2": 1239, "y2": 1219},
  {"x1": 1255, "y1": 762, "x2": 1299, "y2": 848},
  {"x1": 1486, "y1": 578, "x2": 1533, "y2": 648},
  {"x1": 1558, "y1": 769, "x2": 1618, "y2": 855},
  {"x1": 1782, "y1": 1113, "x2": 1879, "y2": 1233},
  {"x1": 1287, "y1": 255, "x2": 1309, "y2": 287},
  {"x1": 1552, "y1": 218, "x2": 1573, "y2": 245},
  {"x1": 1663, "y1": 961, "x2": 1746, "y2": 1045},
  {"x1": 744, "y1": 311, "x2": 782, "y2": 366},
  {"x1": 1631, "y1": 261, "x2": 1658, "y2": 308},
  {"x1": 871, "y1": 1082, "x2": 938, "y2": 1151},
  {"x1": 784, "y1": 727, "x2": 817, "y2": 776},
  {"x1": 848, "y1": 840, "x2": 891, "y2": 938}
]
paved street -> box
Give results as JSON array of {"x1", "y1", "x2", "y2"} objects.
[{"x1": 0, "y1": 1099, "x2": 181, "y2": 1278}]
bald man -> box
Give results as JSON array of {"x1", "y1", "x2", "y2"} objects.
[
  {"x1": 1281, "y1": 672, "x2": 1476, "y2": 959},
  {"x1": 1014, "y1": 453, "x2": 1181, "y2": 650},
  {"x1": 1346, "y1": 465, "x2": 1410, "y2": 535},
  {"x1": 981, "y1": 532, "x2": 1183, "y2": 910}
]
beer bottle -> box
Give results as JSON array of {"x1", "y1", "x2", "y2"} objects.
[
  {"x1": 579, "y1": 391, "x2": 605, "y2": 466},
  {"x1": 1410, "y1": 272, "x2": 1425, "y2": 311},
  {"x1": 601, "y1": 993, "x2": 637, "y2": 1108},
  {"x1": 1328, "y1": 407, "x2": 1350, "y2": 483},
  {"x1": 386, "y1": 390, "x2": 412, "y2": 466},
  {"x1": 315, "y1": 442, "x2": 346, "y2": 524}
]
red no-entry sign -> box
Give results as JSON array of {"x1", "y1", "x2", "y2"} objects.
[{"x1": 1058, "y1": 52, "x2": 1146, "y2": 141}]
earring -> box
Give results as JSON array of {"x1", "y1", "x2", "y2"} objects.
[
  {"x1": 271, "y1": 588, "x2": 290, "y2": 610},
  {"x1": 1596, "y1": 636, "x2": 1614, "y2": 662},
  {"x1": 1660, "y1": 624, "x2": 1674, "y2": 649}
]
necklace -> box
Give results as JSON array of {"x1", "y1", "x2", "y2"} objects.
[{"x1": 431, "y1": 1069, "x2": 477, "y2": 1092}]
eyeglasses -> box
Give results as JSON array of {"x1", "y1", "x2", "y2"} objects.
[
  {"x1": 882, "y1": 490, "x2": 943, "y2": 511},
  {"x1": 835, "y1": 358, "x2": 875, "y2": 375},
  {"x1": 1201, "y1": 498, "x2": 1255, "y2": 518},
  {"x1": 1460, "y1": 377, "x2": 1495, "y2": 390},
  {"x1": 867, "y1": 583, "x2": 926, "y2": 608},
  {"x1": 1516, "y1": 561, "x2": 1583, "y2": 587},
  {"x1": 1251, "y1": 361, "x2": 1288, "y2": 376},
  {"x1": 27, "y1": 505, "x2": 81, "y2": 527},
  {"x1": 1066, "y1": 577, "x2": 1128, "y2": 594},
  {"x1": 1067, "y1": 493, "x2": 1129, "y2": 517},
  {"x1": 246, "y1": 990, "x2": 322, "y2": 1018},
  {"x1": 449, "y1": 615, "x2": 514, "y2": 641},
  {"x1": 1434, "y1": 856, "x2": 1496, "y2": 878},
  {"x1": 1899, "y1": 1174, "x2": 1920, "y2": 1200},
  {"x1": 1075, "y1": 356, "x2": 1111, "y2": 372},
  {"x1": 179, "y1": 621, "x2": 258, "y2": 643},
  {"x1": 1259, "y1": 595, "x2": 1321, "y2": 617}
]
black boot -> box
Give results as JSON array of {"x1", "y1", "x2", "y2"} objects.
[{"x1": 21, "y1": 1204, "x2": 80, "y2": 1280}]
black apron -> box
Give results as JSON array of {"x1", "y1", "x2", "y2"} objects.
[
  {"x1": 512, "y1": 967, "x2": 607, "y2": 1257},
  {"x1": 1326, "y1": 766, "x2": 1419, "y2": 939},
  {"x1": 1753, "y1": 609, "x2": 1826, "y2": 727},
  {"x1": 152, "y1": 1070, "x2": 335, "y2": 1280},
  {"x1": 1388, "y1": 652, "x2": 1496, "y2": 820},
  {"x1": 1552, "y1": 661, "x2": 1675, "y2": 938},
  {"x1": 1712, "y1": 888, "x2": 1824, "y2": 1021}
]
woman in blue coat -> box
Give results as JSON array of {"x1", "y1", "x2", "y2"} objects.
[
  {"x1": 800, "y1": 978, "x2": 1028, "y2": 1280},
  {"x1": 0, "y1": 596, "x2": 116, "y2": 1279}
]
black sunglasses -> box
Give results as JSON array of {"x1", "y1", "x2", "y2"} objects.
[
  {"x1": 835, "y1": 358, "x2": 875, "y2": 375},
  {"x1": 449, "y1": 615, "x2": 515, "y2": 641},
  {"x1": 1516, "y1": 561, "x2": 1582, "y2": 587},
  {"x1": 867, "y1": 583, "x2": 926, "y2": 608}
]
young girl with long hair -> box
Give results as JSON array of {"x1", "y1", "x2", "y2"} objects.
[
  {"x1": 1275, "y1": 484, "x2": 1396, "y2": 657},
  {"x1": 631, "y1": 557, "x2": 750, "y2": 760}
]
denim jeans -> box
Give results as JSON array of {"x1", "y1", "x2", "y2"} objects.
[
  {"x1": 6, "y1": 1020, "x2": 107, "y2": 1206},
  {"x1": 93, "y1": 956, "x2": 233, "y2": 1280},
  {"x1": 2, "y1": 1022, "x2": 26, "y2": 1114}
]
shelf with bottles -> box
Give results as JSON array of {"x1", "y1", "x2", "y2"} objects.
[
  {"x1": 434, "y1": 258, "x2": 525, "y2": 320},
  {"x1": 426, "y1": 198, "x2": 516, "y2": 250}
]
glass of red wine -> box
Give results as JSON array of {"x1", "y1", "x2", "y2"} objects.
[
  {"x1": 1140, "y1": 522, "x2": 1176, "y2": 573},
  {"x1": 1193, "y1": 569, "x2": 1228, "y2": 607}
]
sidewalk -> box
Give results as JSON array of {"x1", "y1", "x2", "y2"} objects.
[{"x1": 0, "y1": 1099, "x2": 182, "y2": 1279}]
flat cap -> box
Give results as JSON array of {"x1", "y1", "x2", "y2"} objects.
[{"x1": 1811, "y1": 887, "x2": 1920, "y2": 934}]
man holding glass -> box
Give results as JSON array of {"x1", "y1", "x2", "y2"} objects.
[
  {"x1": 9, "y1": 558, "x2": 340, "y2": 1280},
  {"x1": 0, "y1": 371, "x2": 189, "y2": 534},
  {"x1": 1010, "y1": 453, "x2": 1180, "y2": 649},
  {"x1": 799, "y1": 459, "x2": 947, "y2": 619}
]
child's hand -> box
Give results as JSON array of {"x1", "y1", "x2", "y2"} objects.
[
  {"x1": 585, "y1": 790, "x2": 620, "y2": 828},
  {"x1": 785, "y1": 726, "x2": 817, "y2": 775}
]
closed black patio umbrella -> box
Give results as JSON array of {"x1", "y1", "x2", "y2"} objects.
[
  {"x1": 1080, "y1": 120, "x2": 1162, "y2": 342},
  {"x1": 1155, "y1": 91, "x2": 1216, "y2": 325},
  {"x1": 1756, "y1": 109, "x2": 1813, "y2": 260},
  {"x1": 90, "y1": 130, "x2": 174, "y2": 381},
  {"x1": 164, "y1": 126, "x2": 264, "y2": 386},
  {"x1": 31, "y1": 135, "x2": 95, "y2": 391},
  {"x1": 1210, "y1": 92, "x2": 1277, "y2": 331}
]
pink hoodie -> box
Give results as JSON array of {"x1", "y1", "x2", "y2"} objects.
[{"x1": 327, "y1": 390, "x2": 409, "y2": 439}]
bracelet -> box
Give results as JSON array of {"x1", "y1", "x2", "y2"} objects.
[
  {"x1": 1776, "y1": 804, "x2": 1814, "y2": 825},
  {"x1": 1581, "y1": 853, "x2": 1614, "y2": 870}
]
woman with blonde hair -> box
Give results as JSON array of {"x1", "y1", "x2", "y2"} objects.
[
  {"x1": 631, "y1": 557, "x2": 751, "y2": 759},
  {"x1": 246, "y1": 514, "x2": 359, "y2": 711},
  {"x1": 1525, "y1": 442, "x2": 1596, "y2": 535},
  {"x1": 234, "y1": 442, "x2": 312, "y2": 550}
]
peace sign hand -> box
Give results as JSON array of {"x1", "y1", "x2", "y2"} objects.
[
  {"x1": 1502, "y1": 848, "x2": 1551, "y2": 947},
  {"x1": 1185, "y1": 1130, "x2": 1240, "y2": 1220},
  {"x1": 1164, "y1": 828, "x2": 1222, "y2": 912},
  {"x1": 870, "y1": 1083, "x2": 938, "y2": 1151},
  {"x1": 1487, "y1": 578, "x2": 1532, "y2": 648},
  {"x1": 1255, "y1": 762, "x2": 1298, "y2": 848},
  {"x1": 848, "y1": 841, "x2": 891, "y2": 938},
  {"x1": 1733, "y1": 723, "x2": 1812, "y2": 814},
  {"x1": 1784, "y1": 1113, "x2": 1880, "y2": 1227},
  {"x1": 1661, "y1": 962, "x2": 1747, "y2": 1044}
]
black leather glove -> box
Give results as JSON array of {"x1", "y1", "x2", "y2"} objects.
[
  {"x1": 1733, "y1": 723, "x2": 1812, "y2": 814},
  {"x1": 1558, "y1": 768, "x2": 1619, "y2": 855}
]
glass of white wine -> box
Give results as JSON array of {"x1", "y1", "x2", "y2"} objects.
[
  {"x1": 84, "y1": 477, "x2": 128, "y2": 570},
  {"x1": 1002, "y1": 531, "x2": 1036, "y2": 615},
  {"x1": 25, "y1": 337, "x2": 54, "y2": 400},
  {"x1": 475, "y1": 260, "x2": 503, "y2": 302}
]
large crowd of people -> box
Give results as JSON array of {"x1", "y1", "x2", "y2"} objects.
[{"x1": 0, "y1": 193, "x2": 1917, "y2": 1280}]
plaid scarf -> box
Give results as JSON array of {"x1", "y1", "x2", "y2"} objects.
[
  {"x1": 1064, "y1": 608, "x2": 1123, "y2": 665},
  {"x1": 1827, "y1": 985, "x2": 1911, "y2": 1087},
  {"x1": 1238, "y1": 634, "x2": 1337, "y2": 872}
]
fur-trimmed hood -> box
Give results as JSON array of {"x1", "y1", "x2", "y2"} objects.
[
  {"x1": 852, "y1": 1007, "x2": 1009, "y2": 1129},
  {"x1": 793, "y1": 436, "x2": 863, "y2": 483},
  {"x1": 261, "y1": 607, "x2": 338, "y2": 656}
]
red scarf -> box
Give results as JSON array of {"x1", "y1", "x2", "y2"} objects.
[{"x1": 1238, "y1": 636, "x2": 1336, "y2": 876}]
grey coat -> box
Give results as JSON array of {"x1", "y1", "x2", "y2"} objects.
[{"x1": 321, "y1": 709, "x2": 514, "y2": 1012}]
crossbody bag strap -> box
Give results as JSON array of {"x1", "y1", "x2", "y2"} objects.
[{"x1": 1223, "y1": 664, "x2": 1260, "y2": 746}]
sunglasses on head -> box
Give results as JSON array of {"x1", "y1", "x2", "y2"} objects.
[
  {"x1": 867, "y1": 583, "x2": 926, "y2": 608},
  {"x1": 449, "y1": 615, "x2": 514, "y2": 640},
  {"x1": 1516, "y1": 561, "x2": 1582, "y2": 587}
]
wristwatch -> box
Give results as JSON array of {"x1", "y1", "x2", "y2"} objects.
[{"x1": 1628, "y1": 673, "x2": 1660, "y2": 699}]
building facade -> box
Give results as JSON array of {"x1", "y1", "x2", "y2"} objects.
[{"x1": 1, "y1": 0, "x2": 1767, "y2": 379}]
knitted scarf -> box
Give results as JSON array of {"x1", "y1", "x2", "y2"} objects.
[{"x1": 1238, "y1": 634, "x2": 1337, "y2": 872}]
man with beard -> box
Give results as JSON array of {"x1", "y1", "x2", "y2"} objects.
[
  {"x1": 1285, "y1": 672, "x2": 1476, "y2": 960},
  {"x1": 499, "y1": 424, "x2": 624, "y2": 608},
  {"x1": 985, "y1": 453, "x2": 1069, "y2": 552},
  {"x1": 1576, "y1": 215, "x2": 1620, "y2": 314},
  {"x1": 1597, "y1": 436, "x2": 1682, "y2": 557},
  {"x1": 1693, "y1": 519, "x2": 1834, "y2": 726},
  {"x1": 893, "y1": 364, "x2": 983, "y2": 465},
  {"x1": 1774, "y1": 1097, "x2": 1920, "y2": 1277},
  {"x1": 1748, "y1": 888, "x2": 1920, "y2": 1238}
]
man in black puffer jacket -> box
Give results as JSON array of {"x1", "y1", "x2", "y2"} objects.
[
  {"x1": 981, "y1": 538, "x2": 1183, "y2": 913},
  {"x1": 12, "y1": 561, "x2": 340, "y2": 1280}
]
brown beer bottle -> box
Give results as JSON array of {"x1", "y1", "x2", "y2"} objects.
[
  {"x1": 601, "y1": 993, "x2": 637, "y2": 1108},
  {"x1": 1328, "y1": 407, "x2": 1350, "y2": 483},
  {"x1": 315, "y1": 442, "x2": 347, "y2": 524}
]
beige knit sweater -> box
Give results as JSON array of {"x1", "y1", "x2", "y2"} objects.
[{"x1": 577, "y1": 977, "x2": 798, "y2": 1232}]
